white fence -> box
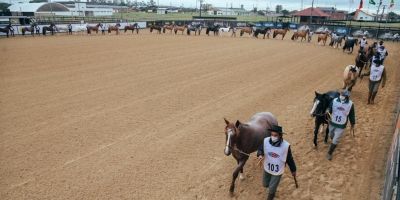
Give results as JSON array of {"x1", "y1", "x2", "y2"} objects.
[{"x1": 382, "y1": 101, "x2": 400, "y2": 200}]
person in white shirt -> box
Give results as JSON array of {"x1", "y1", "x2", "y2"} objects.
[
  {"x1": 257, "y1": 125, "x2": 297, "y2": 200},
  {"x1": 362, "y1": 59, "x2": 387, "y2": 104},
  {"x1": 359, "y1": 36, "x2": 368, "y2": 51}
]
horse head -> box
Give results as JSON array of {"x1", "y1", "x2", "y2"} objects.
[
  {"x1": 310, "y1": 91, "x2": 330, "y2": 117},
  {"x1": 223, "y1": 118, "x2": 242, "y2": 156}
]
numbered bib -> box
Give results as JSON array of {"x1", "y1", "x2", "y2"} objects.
[
  {"x1": 263, "y1": 137, "x2": 289, "y2": 175},
  {"x1": 331, "y1": 98, "x2": 353, "y2": 125},
  {"x1": 370, "y1": 64, "x2": 384, "y2": 81}
]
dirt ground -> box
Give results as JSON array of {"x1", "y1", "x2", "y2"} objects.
[{"x1": 0, "y1": 31, "x2": 399, "y2": 200}]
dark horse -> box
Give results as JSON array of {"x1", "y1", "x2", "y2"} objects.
[
  {"x1": 42, "y1": 23, "x2": 56, "y2": 36},
  {"x1": 86, "y1": 23, "x2": 102, "y2": 34},
  {"x1": 124, "y1": 23, "x2": 139, "y2": 34},
  {"x1": 186, "y1": 24, "x2": 202, "y2": 35},
  {"x1": 149, "y1": 25, "x2": 162, "y2": 34},
  {"x1": 0, "y1": 25, "x2": 13, "y2": 38},
  {"x1": 310, "y1": 91, "x2": 340, "y2": 147},
  {"x1": 224, "y1": 112, "x2": 278, "y2": 194},
  {"x1": 355, "y1": 49, "x2": 369, "y2": 77},
  {"x1": 254, "y1": 27, "x2": 271, "y2": 39},
  {"x1": 343, "y1": 37, "x2": 358, "y2": 54},
  {"x1": 206, "y1": 24, "x2": 220, "y2": 36},
  {"x1": 22, "y1": 23, "x2": 37, "y2": 36}
]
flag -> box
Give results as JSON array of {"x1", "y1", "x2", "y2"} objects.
[
  {"x1": 390, "y1": 0, "x2": 395, "y2": 8},
  {"x1": 359, "y1": 0, "x2": 363, "y2": 9},
  {"x1": 369, "y1": 0, "x2": 376, "y2": 5}
]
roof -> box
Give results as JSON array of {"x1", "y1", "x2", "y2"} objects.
[
  {"x1": 292, "y1": 7, "x2": 330, "y2": 17},
  {"x1": 8, "y1": 3, "x2": 69, "y2": 12},
  {"x1": 355, "y1": 9, "x2": 375, "y2": 17}
]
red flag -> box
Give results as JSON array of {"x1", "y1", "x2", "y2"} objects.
[{"x1": 359, "y1": 0, "x2": 364, "y2": 9}]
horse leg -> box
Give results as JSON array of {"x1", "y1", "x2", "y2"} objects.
[
  {"x1": 313, "y1": 121, "x2": 321, "y2": 147},
  {"x1": 324, "y1": 124, "x2": 330, "y2": 144},
  {"x1": 230, "y1": 158, "x2": 247, "y2": 194}
]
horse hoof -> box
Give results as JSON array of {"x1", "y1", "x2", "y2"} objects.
[{"x1": 239, "y1": 174, "x2": 245, "y2": 180}]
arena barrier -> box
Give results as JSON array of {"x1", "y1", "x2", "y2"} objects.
[
  {"x1": 0, "y1": 22, "x2": 147, "y2": 36},
  {"x1": 382, "y1": 101, "x2": 400, "y2": 200}
]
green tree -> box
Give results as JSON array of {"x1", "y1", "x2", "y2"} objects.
[
  {"x1": 29, "y1": 0, "x2": 47, "y2": 3},
  {"x1": 281, "y1": 9, "x2": 289, "y2": 16},
  {"x1": 387, "y1": 11, "x2": 399, "y2": 21}
]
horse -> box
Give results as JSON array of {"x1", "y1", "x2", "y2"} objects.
[
  {"x1": 343, "y1": 37, "x2": 358, "y2": 54},
  {"x1": 173, "y1": 24, "x2": 186, "y2": 35},
  {"x1": 343, "y1": 65, "x2": 360, "y2": 92},
  {"x1": 254, "y1": 27, "x2": 271, "y2": 39},
  {"x1": 21, "y1": 24, "x2": 37, "y2": 36},
  {"x1": 309, "y1": 91, "x2": 340, "y2": 147},
  {"x1": 206, "y1": 25, "x2": 220, "y2": 36},
  {"x1": 87, "y1": 23, "x2": 102, "y2": 34},
  {"x1": 149, "y1": 25, "x2": 162, "y2": 34},
  {"x1": 355, "y1": 49, "x2": 369, "y2": 77},
  {"x1": 291, "y1": 29, "x2": 309, "y2": 42},
  {"x1": 108, "y1": 23, "x2": 121, "y2": 35},
  {"x1": 224, "y1": 112, "x2": 278, "y2": 194},
  {"x1": 186, "y1": 24, "x2": 202, "y2": 35},
  {"x1": 0, "y1": 25, "x2": 13, "y2": 38},
  {"x1": 317, "y1": 33, "x2": 329, "y2": 45},
  {"x1": 329, "y1": 33, "x2": 345, "y2": 48},
  {"x1": 219, "y1": 26, "x2": 230, "y2": 33},
  {"x1": 239, "y1": 27, "x2": 253, "y2": 37},
  {"x1": 273, "y1": 28, "x2": 289, "y2": 40},
  {"x1": 163, "y1": 24, "x2": 174, "y2": 33},
  {"x1": 124, "y1": 23, "x2": 139, "y2": 34},
  {"x1": 42, "y1": 23, "x2": 56, "y2": 36}
]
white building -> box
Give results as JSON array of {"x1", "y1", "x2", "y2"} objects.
[
  {"x1": 353, "y1": 9, "x2": 375, "y2": 21},
  {"x1": 8, "y1": 2, "x2": 113, "y2": 17},
  {"x1": 0, "y1": 0, "x2": 30, "y2": 4}
]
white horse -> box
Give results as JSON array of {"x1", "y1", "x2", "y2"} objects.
[
  {"x1": 219, "y1": 26, "x2": 230, "y2": 33},
  {"x1": 343, "y1": 65, "x2": 360, "y2": 91}
]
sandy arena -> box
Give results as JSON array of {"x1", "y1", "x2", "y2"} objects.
[{"x1": 0, "y1": 31, "x2": 399, "y2": 199}]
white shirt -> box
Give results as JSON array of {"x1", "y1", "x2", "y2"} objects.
[{"x1": 263, "y1": 138, "x2": 290, "y2": 176}]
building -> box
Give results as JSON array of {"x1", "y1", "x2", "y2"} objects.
[
  {"x1": 206, "y1": 7, "x2": 251, "y2": 16},
  {"x1": 157, "y1": 8, "x2": 167, "y2": 14},
  {"x1": 0, "y1": 0, "x2": 30, "y2": 4},
  {"x1": 317, "y1": 7, "x2": 347, "y2": 20},
  {"x1": 292, "y1": 7, "x2": 330, "y2": 23},
  {"x1": 352, "y1": 9, "x2": 375, "y2": 21},
  {"x1": 8, "y1": 2, "x2": 113, "y2": 17}
]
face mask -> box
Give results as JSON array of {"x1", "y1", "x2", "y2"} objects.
[
  {"x1": 340, "y1": 95, "x2": 346, "y2": 102},
  {"x1": 271, "y1": 136, "x2": 279, "y2": 143}
]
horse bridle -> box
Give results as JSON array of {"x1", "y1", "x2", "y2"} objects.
[{"x1": 224, "y1": 128, "x2": 251, "y2": 157}]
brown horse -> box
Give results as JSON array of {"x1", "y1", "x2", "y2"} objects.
[
  {"x1": 87, "y1": 23, "x2": 102, "y2": 34},
  {"x1": 173, "y1": 24, "x2": 187, "y2": 35},
  {"x1": 21, "y1": 24, "x2": 37, "y2": 36},
  {"x1": 239, "y1": 27, "x2": 253, "y2": 37},
  {"x1": 273, "y1": 28, "x2": 289, "y2": 40},
  {"x1": 108, "y1": 23, "x2": 121, "y2": 35},
  {"x1": 317, "y1": 33, "x2": 329, "y2": 46},
  {"x1": 149, "y1": 25, "x2": 162, "y2": 34},
  {"x1": 163, "y1": 24, "x2": 174, "y2": 33},
  {"x1": 124, "y1": 23, "x2": 139, "y2": 34},
  {"x1": 343, "y1": 65, "x2": 360, "y2": 91},
  {"x1": 291, "y1": 29, "x2": 309, "y2": 42},
  {"x1": 224, "y1": 112, "x2": 278, "y2": 194}
]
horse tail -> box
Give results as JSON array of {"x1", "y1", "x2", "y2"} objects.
[
  {"x1": 206, "y1": 28, "x2": 209, "y2": 35},
  {"x1": 240, "y1": 30, "x2": 243, "y2": 36},
  {"x1": 163, "y1": 28, "x2": 166, "y2": 33},
  {"x1": 291, "y1": 34, "x2": 295, "y2": 40},
  {"x1": 22, "y1": 28, "x2": 25, "y2": 35},
  {"x1": 42, "y1": 28, "x2": 46, "y2": 35}
]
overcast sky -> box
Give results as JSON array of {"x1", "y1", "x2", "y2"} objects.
[{"x1": 156, "y1": 0, "x2": 400, "y2": 13}]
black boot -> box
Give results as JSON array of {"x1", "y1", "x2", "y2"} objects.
[
  {"x1": 327, "y1": 144, "x2": 337, "y2": 161},
  {"x1": 267, "y1": 192, "x2": 275, "y2": 200},
  {"x1": 371, "y1": 92, "x2": 378, "y2": 104},
  {"x1": 367, "y1": 92, "x2": 372, "y2": 104}
]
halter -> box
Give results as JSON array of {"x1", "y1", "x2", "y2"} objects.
[{"x1": 224, "y1": 128, "x2": 252, "y2": 157}]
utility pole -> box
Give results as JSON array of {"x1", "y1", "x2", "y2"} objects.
[
  {"x1": 199, "y1": 0, "x2": 203, "y2": 17},
  {"x1": 380, "y1": 5, "x2": 386, "y2": 21},
  {"x1": 309, "y1": 0, "x2": 314, "y2": 25}
]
